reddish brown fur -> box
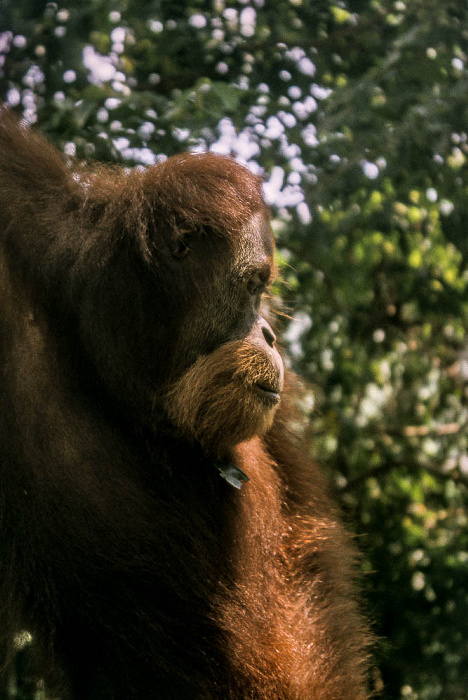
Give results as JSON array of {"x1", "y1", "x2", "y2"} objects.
[
  {"x1": 166, "y1": 341, "x2": 280, "y2": 453},
  {"x1": 80, "y1": 153, "x2": 267, "y2": 264},
  {"x1": 217, "y1": 436, "x2": 372, "y2": 699},
  {"x1": 0, "y1": 107, "x2": 374, "y2": 699}
]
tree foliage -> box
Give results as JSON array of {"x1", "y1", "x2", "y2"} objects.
[{"x1": 1, "y1": 1, "x2": 468, "y2": 698}]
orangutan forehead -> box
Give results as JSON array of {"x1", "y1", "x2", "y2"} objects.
[
  {"x1": 233, "y1": 212, "x2": 277, "y2": 279},
  {"x1": 139, "y1": 153, "x2": 266, "y2": 241},
  {"x1": 245, "y1": 212, "x2": 274, "y2": 253}
]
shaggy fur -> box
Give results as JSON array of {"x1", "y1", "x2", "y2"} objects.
[
  {"x1": 0, "y1": 106, "x2": 373, "y2": 699},
  {"x1": 166, "y1": 340, "x2": 283, "y2": 453}
]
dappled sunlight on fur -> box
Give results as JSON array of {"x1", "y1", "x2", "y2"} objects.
[
  {"x1": 0, "y1": 107, "x2": 375, "y2": 699},
  {"x1": 214, "y1": 438, "x2": 373, "y2": 699}
]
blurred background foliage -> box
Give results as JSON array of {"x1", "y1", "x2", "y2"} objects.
[{"x1": 1, "y1": 0, "x2": 468, "y2": 698}]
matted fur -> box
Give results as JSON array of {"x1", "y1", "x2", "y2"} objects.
[{"x1": 165, "y1": 341, "x2": 281, "y2": 453}]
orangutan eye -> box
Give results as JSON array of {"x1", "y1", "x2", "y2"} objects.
[
  {"x1": 247, "y1": 279, "x2": 266, "y2": 296},
  {"x1": 247, "y1": 266, "x2": 270, "y2": 296}
]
